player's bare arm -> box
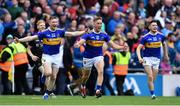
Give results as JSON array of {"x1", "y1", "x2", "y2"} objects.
[
  {"x1": 136, "y1": 44, "x2": 144, "y2": 63},
  {"x1": 74, "y1": 39, "x2": 86, "y2": 48},
  {"x1": 16, "y1": 35, "x2": 38, "y2": 43},
  {"x1": 65, "y1": 31, "x2": 86, "y2": 37},
  {"x1": 108, "y1": 40, "x2": 126, "y2": 50}
]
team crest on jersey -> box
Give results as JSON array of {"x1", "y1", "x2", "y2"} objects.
[
  {"x1": 91, "y1": 36, "x2": 95, "y2": 39},
  {"x1": 152, "y1": 37, "x2": 157, "y2": 41},
  {"x1": 96, "y1": 36, "x2": 100, "y2": 40},
  {"x1": 52, "y1": 33, "x2": 56, "y2": 37}
]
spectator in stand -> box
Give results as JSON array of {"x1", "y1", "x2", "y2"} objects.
[
  {"x1": 7, "y1": 0, "x2": 23, "y2": 20},
  {"x1": 160, "y1": 58, "x2": 172, "y2": 74},
  {"x1": 160, "y1": 0, "x2": 176, "y2": 19},
  {"x1": 100, "y1": 5, "x2": 110, "y2": 25},
  {"x1": 107, "y1": 11, "x2": 123, "y2": 36},
  {"x1": 126, "y1": 12, "x2": 137, "y2": 32},
  {"x1": 145, "y1": 0, "x2": 161, "y2": 18},
  {"x1": 137, "y1": 1, "x2": 147, "y2": 19},
  {"x1": 111, "y1": 24, "x2": 126, "y2": 42},
  {"x1": 161, "y1": 19, "x2": 173, "y2": 37}
]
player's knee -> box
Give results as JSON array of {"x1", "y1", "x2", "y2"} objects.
[
  {"x1": 51, "y1": 75, "x2": 57, "y2": 80},
  {"x1": 97, "y1": 70, "x2": 103, "y2": 75},
  {"x1": 45, "y1": 72, "x2": 52, "y2": 76},
  {"x1": 148, "y1": 75, "x2": 153, "y2": 82}
]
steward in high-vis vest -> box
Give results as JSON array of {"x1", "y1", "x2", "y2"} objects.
[
  {"x1": 10, "y1": 43, "x2": 29, "y2": 66},
  {"x1": 9, "y1": 40, "x2": 30, "y2": 95},
  {"x1": 112, "y1": 50, "x2": 131, "y2": 95},
  {"x1": 0, "y1": 34, "x2": 14, "y2": 94}
]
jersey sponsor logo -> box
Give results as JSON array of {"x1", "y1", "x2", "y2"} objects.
[
  {"x1": 86, "y1": 40, "x2": 104, "y2": 47},
  {"x1": 43, "y1": 38, "x2": 61, "y2": 45},
  {"x1": 145, "y1": 41, "x2": 161, "y2": 48}
]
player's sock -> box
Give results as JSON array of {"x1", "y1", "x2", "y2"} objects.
[
  {"x1": 45, "y1": 90, "x2": 51, "y2": 95},
  {"x1": 96, "y1": 85, "x2": 102, "y2": 91},
  {"x1": 150, "y1": 90, "x2": 154, "y2": 96}
]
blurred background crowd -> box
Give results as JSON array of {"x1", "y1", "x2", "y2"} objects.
[{"x1": 0, "y1": 0, "x2": 179, "y2": 96}]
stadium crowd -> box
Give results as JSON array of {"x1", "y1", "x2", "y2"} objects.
[{"x1": 0, "y1": 0, "x2": 180, "y2": 96}]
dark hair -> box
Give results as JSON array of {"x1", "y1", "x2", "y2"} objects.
[
  {"x1": 49, "y1": 16, "x2": 58, "y2": 20},
  {"x1": 148, "y1": 20, "x2": 158, "y2": 26}
]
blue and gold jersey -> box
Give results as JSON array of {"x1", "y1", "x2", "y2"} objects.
[
  {"x1": 81, "y1": 31, "x2": 110, "y2": 58},
  {"x1": 140, "y1": 32, "x2": 166, "y2": 58},
  {"x1": 38, "y1": 28, "x2": 65, "y2": 55}
]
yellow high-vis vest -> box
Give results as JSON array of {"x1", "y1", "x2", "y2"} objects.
[
  {"x1": 0, "y1": 47, "x2": 13, "y2": 72},
  {"x1": 113, "y1": 52, "x2": 131, "y2": 75},
  {"x1": 10, "y1": 43, "x2": 28, "y2": 66}
]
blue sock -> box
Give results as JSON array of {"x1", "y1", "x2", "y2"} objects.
[
  {"x1": 96, "y1": 85, "x2": 102, "y2": 91},
  {"x1": 45, "y1": 90, "x2": 51, "y2": 95},
  {"x1": 150, "y1": 90, "x2": 154, "y2": 95}
]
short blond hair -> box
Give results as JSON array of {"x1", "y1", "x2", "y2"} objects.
[
  {"x1": 93, "y1": 16, "x2": 102, "y2": 22},
  {"x1": 36, "y1": 20, "x2": 45, "y2": 25}
]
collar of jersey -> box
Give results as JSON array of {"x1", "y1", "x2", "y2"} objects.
[
  {"x1": 149, "y1": 32, "x2": 158, "y2": 36},
  {"x1": 48, "y1": 27, "x2": 57, "y2": 32},
  {"x1": 92, "y1": 29, "x2": 101, "y2": 34}
]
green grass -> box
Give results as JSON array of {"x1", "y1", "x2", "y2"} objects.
[{"x1": 0, "y1": 96, "x2": 179, "y2": 105}]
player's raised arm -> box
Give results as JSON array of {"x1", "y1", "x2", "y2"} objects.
[
  {"x1": 108, "y1": 40, "x2": 126, "y2": 50},
  {"x1": 16, "y1": 35, "x2": 38, "y2": 43},
  {"x1": 65, "y1": 30, "x2": 86, "y2": 37}
]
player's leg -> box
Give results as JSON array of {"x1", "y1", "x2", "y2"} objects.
[
  {"x1": 42, "y1": 61, "x2": 52, "y2": 100},
  {"x1": 143, "y1": 57, "x2": 156, "y2": 99},
  {"x1": 151, "y1": 68, "x2": 158, "y2": 99},
  {"x1": 67, "y1": 68, "x2": 83, "y2": 96},
  {"x1": 48, "y1": 65, "x2": 59, "y2": 98},
  {"x1": 80, "y1": 58, "x2": 93, "y2": 98},
  {"x1": 94, "y1": 56, "x2": 104, "y2": 98},
  {"x1": 144, "y1": 65, "x2": 155, "y2": 98},
  {"x1": 80, "y1": 67, "x2": 91, "y2": 98},
  {"x1": 151, "y1": 57, "x2": 160, "y2": 99}
]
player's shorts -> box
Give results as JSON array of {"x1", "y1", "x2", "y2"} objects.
[
  {"x1": 42, "y1": 53, "x2": 64, "y2": 69},
  {"x1": 83, "y1": 56, "x2": 104, "y2": 70},
  {"x1": 143, "y1": 57, "x2": 160, "y2": 70}
]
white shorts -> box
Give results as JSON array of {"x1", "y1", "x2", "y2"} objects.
[
  {"x1": 42, "y1": 51, "x2": 64, "y2": 69},
  {"x1": 143, "y1": 57, "x2": 160, "y2": 70},
  {"x1": 83, "y1": 56, "x2": 104, "y2": 70}
]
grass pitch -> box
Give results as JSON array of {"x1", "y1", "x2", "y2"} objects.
[{"x1": 0, "y1": 95, "x2": 179, "y2": 105}]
